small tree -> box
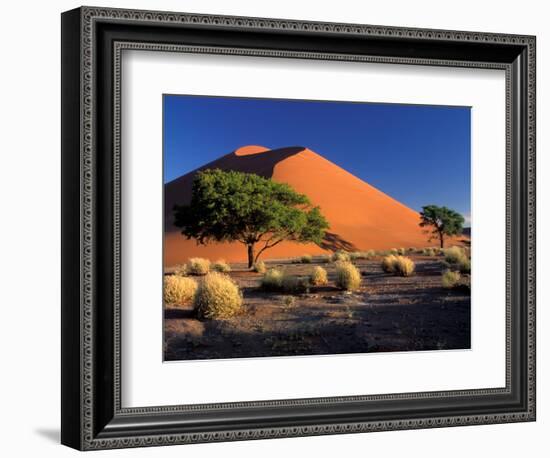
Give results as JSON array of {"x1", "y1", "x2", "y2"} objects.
[
  {"x1": 419, "y1": 205, "x2": 465, "y2": 248},
  {"x1": 174, "y1": 169, "x2": 329, "y2": 268}
]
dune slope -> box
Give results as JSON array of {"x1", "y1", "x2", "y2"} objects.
[{"x1": 164, "y1": 145, "x2": 436, "y2": 266}]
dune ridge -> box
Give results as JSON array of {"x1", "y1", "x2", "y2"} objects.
[{"x1": 164, "y1": 145, "x2": 441, "y2": 266}]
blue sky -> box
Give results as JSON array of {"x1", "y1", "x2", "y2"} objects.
[{"x1": 164, "y1": 95, "x2": 471, "y2": 223}]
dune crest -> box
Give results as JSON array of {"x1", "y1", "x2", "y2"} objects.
[{"x1": 164, "y1": 146, "x2": 447, "y2": 266}]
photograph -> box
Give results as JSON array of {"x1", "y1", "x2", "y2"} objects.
[{"x1": 163, "y1": 95, "x2": 472, "y2": 361}]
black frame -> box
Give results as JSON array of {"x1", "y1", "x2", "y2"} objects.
[{"x1": 61, "y1": 6, "x2": 536, "y2": 450}]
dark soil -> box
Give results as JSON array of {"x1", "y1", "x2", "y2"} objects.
[{"x1": 164, "y1": 256, "x2": 470, "y2": 361}]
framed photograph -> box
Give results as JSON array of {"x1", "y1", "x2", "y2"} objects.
[{"x1": 61, "y1": 6, "x2": 536, "y2": 450}]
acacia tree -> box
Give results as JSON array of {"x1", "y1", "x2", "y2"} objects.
[
  {"x1": 419, "y1": 205, "x2": 465, "y2": 248},
  {"x1": 173, "y1": 169, "x2": 329, "y2": 268}
]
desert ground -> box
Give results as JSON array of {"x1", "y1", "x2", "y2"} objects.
[{"x1": 164, "y1": 253, "x2": 470, "y2": 361}]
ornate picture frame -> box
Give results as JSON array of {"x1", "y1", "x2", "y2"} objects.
[{"x1": 61, "y1": 6, "x2": 536, "y2": 450}]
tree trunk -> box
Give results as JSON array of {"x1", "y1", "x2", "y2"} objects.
[
  {"x1": 439, "y1": 232, "x2": 444, "y2": 249},
  {"x1": 247, "y1": 243, "x2": 255, "y2": 268}
]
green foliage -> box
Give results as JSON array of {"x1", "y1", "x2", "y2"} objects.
[
  {"x1": 420, "y1": 205, "x2": 465, "y2": 248},
  {"x1": 187, "y1": 257, "x2": 211, "y2": 275},
  {"x1": 163, "y1": 275, "x2": 198, "y2": 306},
  {"x1": 309, "y1": 266, "x2": 328, "y2": 286},
  {"x1": 334, "y1": 261, "x2": 362, "y2": 291},
  {"x1": 193, "y1": 272, "x2": 243, "y2": 319},
  {"x1": 174, "y1": 169, "x2": 329, "y2": 267}
]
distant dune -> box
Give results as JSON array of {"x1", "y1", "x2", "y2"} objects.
[{"x1": 164, "y1": 145, "x2": 451, "y2": 266}]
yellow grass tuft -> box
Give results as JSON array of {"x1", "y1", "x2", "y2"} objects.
[
  {"x1": 193, "y1": 272, "x2": 243, "y2": 319},
  {"x1": 332, "y1": 250, "x2": 351, "y2": 262},
  {"x1": 163, "y1": 275, "x2": 198, "y2": 306},
  {"x1": 212, "y1": 259, "x2": 231, "y2": 273},
  {"x1": 443, "y1": 246, "x2": 467, "y2": 264},
  {"x1": 253, "y1": 260, "x2": 266, "y2": 273},
  {"x1": 261, "y1": 268, "x2": 284, "y2": 291},
  {"x1": 309, "y1": 266, "x2": 328, "y2": 286},
  {"x1": 442, "y1": 270, "x2": 461, "y2": 288},
  {"x1": 334, "y1": 261, "x2": 362, "y2": 291},
  {"x1": 187, "y1": 257, "x2": 211, "y2": 275},
  {"x1": 300, "y1": 254, "x2": 313, "y2": 264}
]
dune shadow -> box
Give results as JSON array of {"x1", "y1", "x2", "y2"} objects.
[
  {"x1": 165, "y1": 146, "x2": 306, "y2": 226},
  {"x1": 320, "y1": 232, "x2": 357, "y2": 252}
]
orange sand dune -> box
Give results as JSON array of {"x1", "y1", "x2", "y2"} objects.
[{"x1": 164, "y1": 145, "x2": 454, "y2": 267}]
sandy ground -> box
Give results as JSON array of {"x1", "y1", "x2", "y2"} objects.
[{"x1": 164, "y1": 255, "x2": 470, "y2": 361}]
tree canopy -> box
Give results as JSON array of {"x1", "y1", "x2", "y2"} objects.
[
  {"x1": 173, "y1": 169, "x2": 329, "y2": 267},
  {"x1": 419, "y1": 205, "x2": 465, "y2": 248}
]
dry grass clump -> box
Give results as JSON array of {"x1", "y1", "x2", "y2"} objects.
[
  {"x1": 389, "y1": 248, "x2": 399, "y2": 255},
  {"x1": 458, "y1": 257, "x2": 471, "y2": 274},
  {"x1": 300, "y1": 254, "x2": 312, "y2": 264},
  {"x1": 193, "y1": 272, "x2": 243, "y2": 319},
  {"x1": 393, "y1": 256, "x2": 415, "y2": 276},
  {"x1": 281, "y1": 274, "x2": 310, "y2": 294},
  {"x1": 421, "y1": 247, "x2": 436, "y2": 257},
  {"x1": 163, "y1": 275, "x2": 198, "y2": 306},
  {"x1": 397, "y1": 247, "x2": 406, "y2": 255},
  {"x1": 444, "y1": 246, "x2": 466, "y2": 264},
  {"x1": 319, "y1": 254, "x2": 331, "y2": 263},
  {"x1": 261, "y1": 268, "x2": 284, "y2": 291},
  {"x1": 173, "y1": 264, "x2": 188, "y2": 277},
  {"x1": 334, "y1": 261, "x2": 362, "y2": 291},
  {"x1": 309, "y1": 266, "x2": 328, "y2": 286},
  {"x1": 381, "y1": 254, "x2": 398, "y2": 273},
  {"x1": 332, "y1": 250, "x2": 351, "y2": 262},
  {"x1": 253, "y1": 260, "x2": 266, "y2": 273},
  {"x1": 381, "y1": 255, "x2": 415, "y2": 276},
  {"x1": 187, "y1": 257, "x2": 211, "y2": 275},
  {"x1": 212, "y1": 259, "x2": 231, "y2": 273},
  {"x1": 350, "y1": 251, "x2": 373, "y2": 260},
  {"x1": 442, "y1": 270, "x2": 461, "y2": 288}
]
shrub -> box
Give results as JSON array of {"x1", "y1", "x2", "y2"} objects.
[
  {"x1": 381, "y1": 255, "x2": 398, "y2": 273},
  {"x1": 309, "y1": 266, "x2": 328, "y2": 286},
  {"x1": 444, "y1": 246, "x2": 466, "y2": 264},
  {"x1": 282, "y1": 295, "x2": 296, "y2": 309},
  {"x1": 382, "y1": 255, "x2": 415, "y2": 276},
  {"x1": 422, "y1": 247, "x2": 437, "y2": 257},
  {"x1": 261, "y1": 268, "x2": 284, "y2": 291},
  {"x1": 281, "y1": 274, "x2": 310, "y2": 293},
  {"x1": 350, "y1": 251, "x2": 372, "y2": 260},
  {"x1": 397, "y1": 247, "x2": 406, "y2": 255},
  {"x1": 442, "y1": 270, "x2": 461, "y2": 288},
  {"x1": 163, "y1": 275, "x2": 198, "y2": 306},
  {"x1": 300, "y1": 254, "x2": 312, "y2": 264},
  {"x1": 253, "y1": 260, "x2": 266, "y2": 273},
  {"x1": 173, "y1": 264, "x2": 188, "y2": 277},
  {"x1": 393, "y1": 256, "x2": 415, "y2": 277},
  {"x1": 319, "y1": 254, "x2": 331, "y2": 263},
  {"x1": 332, "y1": 250, "x2": 351, "y2": 262},
  {"x1": 366, "y1": 249, "x2": 376, "y2": 258},
  {"x1": 193, "y1": 272, "x2": 243, "y2": 319},
  {"x1": 335, "y1": 261, "x2": 361, "y2": 291},
  {"x1": 187, "y1": 257, "x2": 211, "y2": 275},
  {"x1": 458, "y1": 257, "x2": 471, "y2": 274},
  {"x1": 212, "y1": 259, "x2": 231, "y2": 273},
  {"x1": 389, "y1": 248, "x2": 398, "y2": 255}
]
